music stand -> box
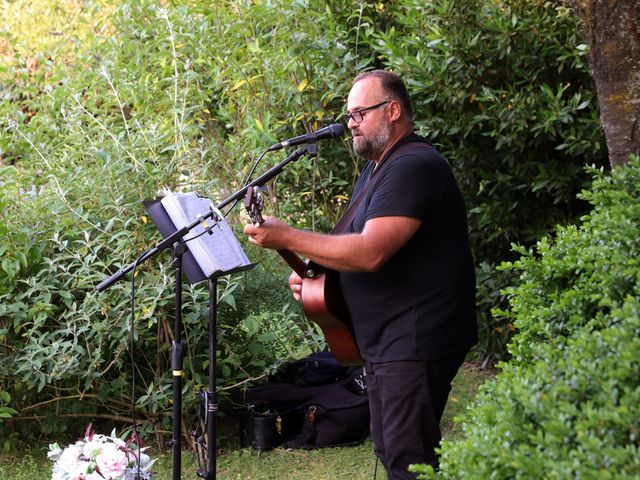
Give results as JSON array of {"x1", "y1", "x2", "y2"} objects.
[
  {"x1": 96, "y1": 144, "x2": 317, "y2": 479},
  {"x1": 144, "y1": 197, "x2": 254, "y2": 480}
]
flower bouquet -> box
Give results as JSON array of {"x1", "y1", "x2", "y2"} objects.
[{"x1": 48, "y1": 424, "x2": 155, "y2": 480}]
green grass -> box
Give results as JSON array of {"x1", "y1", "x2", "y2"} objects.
[{"x1": 0, "y1": 363, "x2": 491, "y2": 479}]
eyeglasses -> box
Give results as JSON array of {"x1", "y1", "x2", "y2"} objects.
[{"x1": 344, "y1": 101, "x2": 390, "y2": 123}]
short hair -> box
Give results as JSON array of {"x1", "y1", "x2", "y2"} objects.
[{"x1": 353, "y1": 70, "x2": 414, "y2": 120}]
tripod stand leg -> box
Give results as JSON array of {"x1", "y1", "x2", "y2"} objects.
[
  {"x1": 207, "y1": 277, "x2": 218, "y2": 480},
  {"x1": 172, "y1": 341, "x2": 184, "y2": 480},
  {"x1": 171, "y1": 242, "x2": 186, "y2": 480}
]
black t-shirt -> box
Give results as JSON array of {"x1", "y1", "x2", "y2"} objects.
[{"x1": 338, "y1": 133, "x2": 477, "y2": 362}]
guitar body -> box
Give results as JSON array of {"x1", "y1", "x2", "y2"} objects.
[
  {"x1": 300, "y1": 266, "x2": 363, "y2": 367},
  {"x1": 277, "y1": 249, "x2": 363, "y2": 366},
  {"x1": 245, "y1": 187, "x2": 363, "y2": 366}
]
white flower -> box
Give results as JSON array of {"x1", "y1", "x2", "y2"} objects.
[
  {"x1": 83, "y1": 474, "x2": 106, "y2": 480},
  {"x1": 57, "y1": 443, "x2": 83, "y2": 470},
  {"x1": 47, "y1": 443, "x2": 62, "y2": 461},
  {"x1": 49, "y1": 427, "x2": 155, "y2": 480},
  {"x1": 82, "y1": 438, "x2": 103, "y2": 461},
  {"x1": 52, "y1": 458, "x2": 91, "y2": 480}
]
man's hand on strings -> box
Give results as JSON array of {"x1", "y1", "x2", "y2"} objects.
[{"x1": 244, "y1": 215, "x2": 291, "y2": 250}]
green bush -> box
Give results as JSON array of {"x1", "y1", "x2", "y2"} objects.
[
  {"x1": 359, "y1": 0, "x2": 607, "y2": 356},
  {"x1": 1, "y1": 0, "x2": 334, "y2": 444},
  {"x1": 366, "y1": 0, "x2": 605, "y2": 252},
  {"x1": 412, "y1": 157, "x2": 640, "y2": 478},
  {"x1": 0, "y1": 0, "x2": 613, "y2": 444}
]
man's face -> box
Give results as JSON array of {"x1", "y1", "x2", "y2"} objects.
[{"x1": 346, "y1": 77, "x2": 392, "y2": 161}]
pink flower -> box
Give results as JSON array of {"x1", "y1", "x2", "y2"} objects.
[
  {"x1": 70, "y1": 469, "x2": 102, "y2": 480},
  {"x1": 95, "y1": 443, "x2": 128, "y2": 479}
]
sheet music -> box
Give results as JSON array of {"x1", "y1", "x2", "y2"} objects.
[{"x1": 160, "y1": 192, "x2": 251, "y2": 277}]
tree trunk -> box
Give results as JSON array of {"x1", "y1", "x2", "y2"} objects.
[{"x1": 573, "y1": 0, "x2": 640, "y2": 167}]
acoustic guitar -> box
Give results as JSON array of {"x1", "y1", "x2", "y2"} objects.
[{"x1": 244, "y1": 186, "x2": 363, "y2": 366}]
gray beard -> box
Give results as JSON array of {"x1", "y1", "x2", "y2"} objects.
[{"x1": 354, "y1": 123, "x2": 392, "y2": 161}]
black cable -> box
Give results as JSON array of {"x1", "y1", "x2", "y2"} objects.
[
  {"x1": 122, "y1": 146, "x2": 273, "y2": 479},
  {"x1": 120, "y1": 146, "x2": 272, "y2": 479},
  {"x1": 221, "y1": 147, "x2": 270, "y2": 217},
  {"x1": 130, "y1": 252, "x2": 146, "y2": 480}
]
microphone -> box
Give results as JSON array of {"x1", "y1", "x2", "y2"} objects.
[{"x1": 267, "y1": 124, "x2": 345, "y2": 152}]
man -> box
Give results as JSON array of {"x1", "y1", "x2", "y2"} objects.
[{"x1": 244, "y1": 70, "x2": 477, "y2": 479}]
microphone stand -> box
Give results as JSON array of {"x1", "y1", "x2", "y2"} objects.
[
  {"x1": 96, "y1": 143, "x2": 317, "y2": 480},
  {"x1": 171, "y1": 241, "x2": 186, "y2": 480}
]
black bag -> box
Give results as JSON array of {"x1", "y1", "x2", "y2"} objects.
[
  {"x1": 270, "y1": 351, "x2": 349, "y2": 387},
  {"x1": 284, "y1": 377, "x2": 370, "y2": 449},
  {"x1": 232, "y1": 354, "x2": 369, "y2": 450}
]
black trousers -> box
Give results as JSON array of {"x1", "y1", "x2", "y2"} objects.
[{"x1": 366, "y1": 351, "x2": 468, "y2": 480}]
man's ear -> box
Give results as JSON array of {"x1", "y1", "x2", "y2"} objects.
[{"x1": 387, "y1": 100, "x2": 403, "y2": 122}]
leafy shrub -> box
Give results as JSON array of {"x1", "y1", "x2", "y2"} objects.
[
  {"x1": 365, "y1": 0, "x2": 606, "y2": 253},
  {"x1": 0, "y1": 0, "x2": 613, "y2": 444},
  {"x1": 1, "y1": 0, "x2": 338, "y2": 444},
  {"x1": 412, "y1": 157, "x2": 640, "y2": 478},
  {"x1": 364, "y1": 0, "x2": 608, "y2": 356}
]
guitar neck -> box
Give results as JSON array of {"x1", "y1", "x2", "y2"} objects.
[
  {"x1": 243, "y1": 188, "x2": 312, "y2": 279},
  {"x1": 276, "y1": 249, "x2": 308, "y2": 278}
]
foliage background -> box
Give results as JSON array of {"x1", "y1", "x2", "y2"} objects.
[{"x1": 1, "y1": 0, "x2": 607, "y2": 447}]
